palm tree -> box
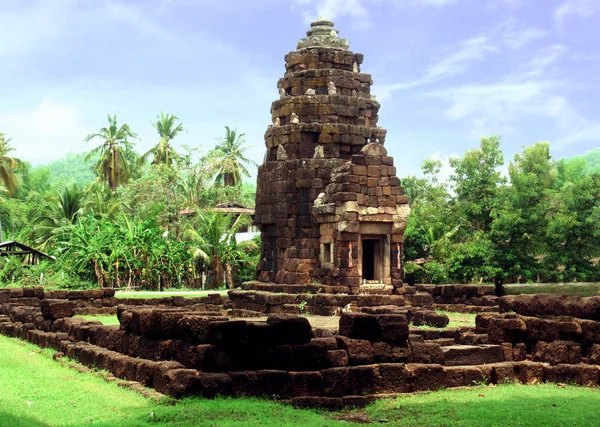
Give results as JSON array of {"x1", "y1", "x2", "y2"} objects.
[
  {"x1": 31, "y1": 184, "x2": 86, "y2": 250},
  {"x1": 140, "y1": 112, "x2": 184, "y2": 167},
  {"x1": 84, "y1": 114, "x2": 138, "y2": 191},
  {"x1": 84, "y1": 182, "x2": 120, "y2": 220},
  {"x1": 184, "y1": 210, "x2": 250, "y2": 289},
  {"x1": 0, "y1": 132, "x2": 23, "y2": 195},
  {"x1": 205, "y1": 126, "x2": 257, "y2": 186}
]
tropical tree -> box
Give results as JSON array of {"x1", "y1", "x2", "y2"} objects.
[
  {"x1": 84, "y1": 114, "x2": 138, "y2": 191},
  {"x1": 205, "y1": 126, "x2": 257, "y2": 186},
  {"x1": 184, "y1": 210, "x2": 251, "y2": 289},
  {"x1": 140, "y1": 112, "x2": 184, "y2": 167},
  {"x1": 449, "y1": 135, "x2": 505, "y2": 233},
  {"x1": 0, "y1": 132, "x2": 23, "y2": 195},
  {"x1": 30, "y1": 184, "x2": 86, "y2": 249}
]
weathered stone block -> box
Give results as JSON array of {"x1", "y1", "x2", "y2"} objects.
[
  {"x1": 40, "y1": 300, "x2": 75, "y2": 320},
  {"x1": 441, "y1": 344, "x2": 505, "y2": 366}
]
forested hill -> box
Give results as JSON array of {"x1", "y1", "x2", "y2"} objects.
[{"x1": 31, "y1": 152, "x2": 97, "y2": 186}]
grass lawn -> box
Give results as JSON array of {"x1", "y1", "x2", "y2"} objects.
[
  {"x1": 414, "y1": 311, "x2": 477, "y2": 330},
  {"x1": 3, "y1": 335, "x2": 600, "y2": 426},
  {"x1": 75, "y1": 314, "x2": 121, "y2": 326},
  {"x1": 115, "y1": 290, "x2": 228, "y2": 299},
  {"x1": 505, "y1": 282, "x2": 600, "y2": 297}
]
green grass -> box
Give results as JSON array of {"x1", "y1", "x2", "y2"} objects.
[
  {"x1": 115, "y1": 290, "x2": 228, "y2": 299},
  {"x1": 505, "y1": 282, "x2": 600, "y2": 297},
  {"x1": 0, "y1": 336, "x2": 345, "y2": 427},
  {"x1": 2, "y1": 335, "x2": 600, "y2": 426},
  {"x1": 75, "y1": 315, "x2": 120, "y2": 326},
  {"x1": 352, "y1": 383, "x2": 600, "y2": 426},
  {"x1": 414, "y1": 311, "x2": 477, "y2": 330}
]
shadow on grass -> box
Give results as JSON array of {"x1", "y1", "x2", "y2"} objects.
[{"x1": 0, "y1": 410, "x2": 48, "y2": 427}]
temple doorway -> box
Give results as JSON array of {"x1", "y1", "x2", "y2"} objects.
[{"x1": 361, "y1": 237, "x2": 382, "y2": 282}]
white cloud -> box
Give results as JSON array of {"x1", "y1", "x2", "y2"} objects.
[
  {"x1": 292, "y1": 0, "x2": 455, "y2": 24},
  {"x1": 376, "y1": 35, "x2": 497, "y2": 99},
  {"x1": 0, "y1": 1, "x2": 67, "y2": 59},
  {"x1": 419, "y1": 44, "x2": 600, "y2": 150},
  {"x1": 555, "y1": 0, "x2": 600, "y2": 30},
  {"x1": 498, "y1": 18, "x2": 545, "y2": 48},
  {"x1": 0, "y1": 99, "x2": 87, "y2": 165},
  {"x1": 375, "y1": 19, "x2": 545, "y2": 101},
  {"x1": 292, "y1": 0, "x2": 369, "y2": 23},
  {"x1": 104, "y1": 1, "x2": 174, "y2": 41}
]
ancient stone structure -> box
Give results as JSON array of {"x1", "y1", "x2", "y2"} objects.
[
  {"x1": 3, "y1": 286, "x2": 600, "y2": 405},
  {"x1": 255, "y1": 19, "x2": 410, "y2": 293}
]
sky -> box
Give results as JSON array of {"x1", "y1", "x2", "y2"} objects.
[{"x1": 1, "y1": 0, "x2": 599, "y2": 181}]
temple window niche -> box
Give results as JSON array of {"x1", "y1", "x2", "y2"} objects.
[{"x1": 321, "y1": 242, "x2": 333, "y2": 266}]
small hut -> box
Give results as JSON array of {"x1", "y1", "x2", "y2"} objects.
[{"x1": 0, "y1": 241, "x2": 56, "y2": 265}]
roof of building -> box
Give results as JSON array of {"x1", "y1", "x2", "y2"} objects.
[{"x1": 0, "y1": 241, "x2": 56, "y2": 261}]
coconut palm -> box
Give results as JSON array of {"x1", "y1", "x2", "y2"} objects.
[
  {"x1": 205, "y1": 126, "x2": 257, "y2": 186},
  {"x1": 84, "y1": 114, "x2": 138, "y2": 191},
  {"x1": 184, "y1": 210, "x2": 250, "y2": 289},
  {"x1": 140, "y1": 112, "x2": 184, "y2": 167},
  {"x1": 31, "y1": 184, "x2": 86, "y2": 250},
  {"x1": 0, "y1": 132, "x2": 23, "y2": 195}
]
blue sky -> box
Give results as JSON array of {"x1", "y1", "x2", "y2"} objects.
[{"x1": 1, "y1": 0, "x2": 599, "y2": 181}]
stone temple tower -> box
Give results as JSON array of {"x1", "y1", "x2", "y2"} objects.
[{"x1": 254, "y1": 19, "x2": 410, "y2": 294}]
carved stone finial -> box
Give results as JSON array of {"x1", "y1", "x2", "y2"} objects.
[
  {"x1": 279, "y1": 87, "x2": 286, "y2": 98},
  {"x1": 353, "y1": 62, "x2": 359, "y2": 73},
  {"x1": 352, "y1": 89, "x2": 357, "y2": 96},
  {"x1": 313, "y1": 145, "x2": 325, "y2": 158},
  {"x1": 274, "y1": 117, "x2": 280, "y2": 127},
  {"x1": 305, "y1": 88, "x2": 316, "y2": 97},
  {"x1": 328, "y1": 82, "x2": 337, "y2": 96},
  {"x1": 297, "y1": 18, "x2": 350, "y2": 51},
  {"x1": 290, "y1": 112, "x2": 300, "y2": 124}
]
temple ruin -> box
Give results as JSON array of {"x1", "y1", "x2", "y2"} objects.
[{"x1": 255, "y1": 19, "x2": 410, "y2": 294}]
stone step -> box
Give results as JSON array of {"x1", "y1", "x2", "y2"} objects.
[{"x1": 441, "y1": 344, "x2": 505, "y2": 366}]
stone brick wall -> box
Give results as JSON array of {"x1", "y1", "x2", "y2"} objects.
[{"x1": 2, "y1": 287, "x2": 599, "y2": 407}]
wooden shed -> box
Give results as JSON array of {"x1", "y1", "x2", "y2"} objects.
[{"x1": 0, "y1": 241, "x2": 55, "y2": 265}]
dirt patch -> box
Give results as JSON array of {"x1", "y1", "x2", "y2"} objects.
[
  {"x1": 307, "y1": 315, "x2": 340, "y2": 331},
  {"x1": 331, "y1": 410, "x2": 391, "y2": 424}
]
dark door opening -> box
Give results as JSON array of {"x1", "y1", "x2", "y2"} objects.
[{"x1": 362, "y1": 240, "x2": 375, "y2": 280}]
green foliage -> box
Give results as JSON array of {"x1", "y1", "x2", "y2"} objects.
[
  {"x1": 0, "y1": 121, "x2": 261, "y2": 291},
  {"x1": 84, "y1": 113, "x2": 139, "y2": 191},
  {"x1": 403, "y1": 137, "x2": 600, "y2": 291},
  {"x1": 184, "y1": 211, "x2": 252, "y2": 289},
  {"x1": 449, "y1": 135, "x2": 505, "y2": 233},
  {"x1": 204, "y1": 126, "x2": 258, "y2": 186},
  {"x1": 140, "y1": 111, "x2": 185, "y2": 167},
  {"x1": 0, "y1": 132, "x2": 23, "y2": 195},
  {"x1": 235, "y1": 235, "x2": 261, "y2": 285}
]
